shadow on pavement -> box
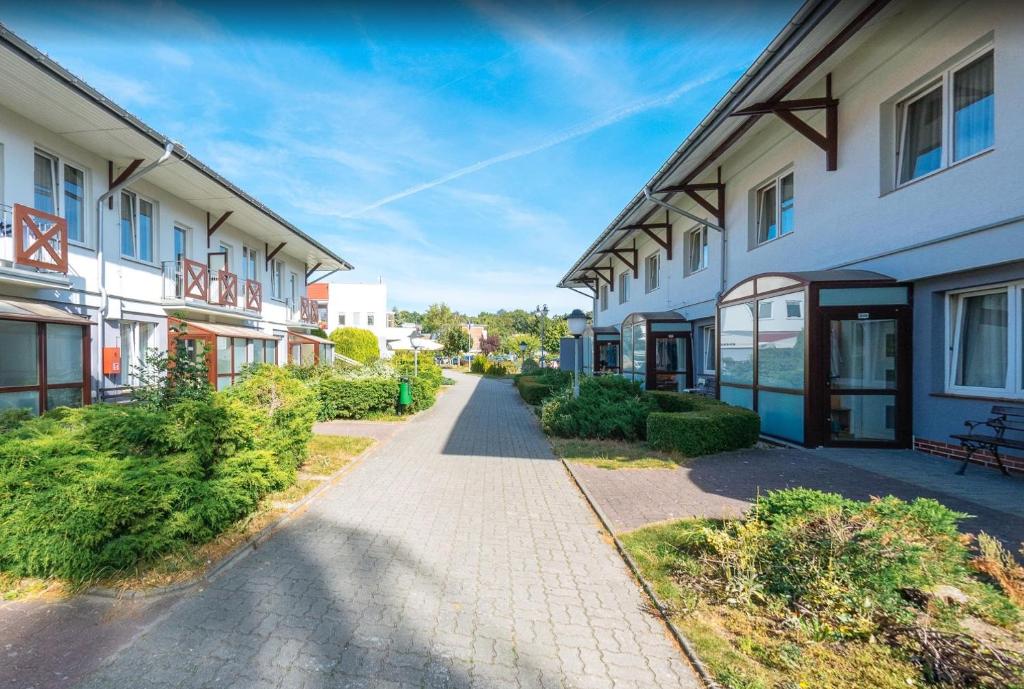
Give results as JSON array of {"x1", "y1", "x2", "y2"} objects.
[{"x1": 441, "y1": 375, "x2": 553, "y2": 461}]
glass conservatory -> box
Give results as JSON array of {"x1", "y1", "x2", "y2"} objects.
[
  {"x1": 581, "y1": 325, "x2": 620, "y2": 376},
  {"x1": 717, "y1": 270, "x2": 912, "y2": 447},
  {"x1": 621, "y1": 312, "x2": 692, "y2": 391}
]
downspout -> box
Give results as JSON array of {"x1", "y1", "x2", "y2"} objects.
[
  {"x1": 642, "y1": 186, "x2": 728, "y2": 297},
  {"x1": 94, "y1": 142, "x2": 179, "y2": 398}
]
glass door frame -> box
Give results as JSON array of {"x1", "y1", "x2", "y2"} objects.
[
  {"x1": 646, "y1": 329, "x2": 693, "y2": 391},
  {"x1": 813, "y1": 305, "x2": 912, "y2": 448}
]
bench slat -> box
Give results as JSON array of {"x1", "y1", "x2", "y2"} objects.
[{"x1": 991, "y1": 405, "x2": 1024, "y2": 418}]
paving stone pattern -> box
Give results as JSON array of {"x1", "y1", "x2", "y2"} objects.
[{"x1": 76, "y1": 372, "x2": 698, "y2": 689}]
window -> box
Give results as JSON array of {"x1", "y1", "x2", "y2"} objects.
[
  {"x1": 120, "y1": 191, "x2": 154, "y2": 262},
  {"x1": 33, "y1": 150, "x2": 86, "y2": 243},
  {"x1": 618, "y1": 271, "x2": 630, "y2": 304},
  {"x1": 174, "y1": 226, "x2": 189, "y2": 262},
  {"x1": 896, "y1": 49, "x2": 994, "y2": 186},
  {"x1": 786, "y1": 300, "x2": 802, "y2": 318},
  {"x1": 947, "y1": 281, "x2": 1022, "y2": 397},
  {"x1": 119, "y1": 321, "x2": 155, "y2": 386},
  {"x1": 599, "y1": 285, "x2": 609, "y2": 311},
  {"x1": 758, "y1": 301, "x2": 773, "y2": 320},
  {"x1": 218, "y1": 243, "x2": 232, "y2": 272},
  {"x1": 756, "y1": 172, "x2": 794, "y2": 244},
  {"x1": 687, "y1": 226, "x2": 708, "y2": 274},
  {"x1": 270, "y1": 260, "x2": 285, "y2": 299},
  {"x1": 645, "y1": 252, "x2": 660, "y2": 293},
  {"x1": 338, "y1": 313, "x2": 346, "y2": 326},
  {"x1": 701, "y1": 325, "x2": 716, "y2": 374},
  {"x1": 242, "y1": 246, "x2": 259, "y2": 282},
  {"x1": 367, "y1": 313, "x2": 375, "y2": 326},
  {"x1": 0, "y1": 319, "x2": 87, "y2": 414},
  {"x1": 215, "y1": 336, "x2": 278, "y2": 389}
]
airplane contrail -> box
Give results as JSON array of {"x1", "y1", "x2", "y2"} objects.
[{"x1": 342, "y1": 69, "x2": 733, "y2": 218}]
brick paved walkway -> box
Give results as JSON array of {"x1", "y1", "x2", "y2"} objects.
[
  {"x1": 73, "y1": 372, "x2": 698, "y2": 689},
  {"x1": 570, "y1": 445, "x2": 1024, "y2": 547}
]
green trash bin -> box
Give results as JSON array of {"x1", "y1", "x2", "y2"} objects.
[{"x1": 398, "y1": 377, "x2": 413, "y2": 410}]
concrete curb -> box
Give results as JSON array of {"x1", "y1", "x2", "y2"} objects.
[
  {"x1": 559, "y1": 457, "x2": 723, "y2": 689},
  {"x1": 85, "y1": 431, "x2": 392, "y2": 601}
]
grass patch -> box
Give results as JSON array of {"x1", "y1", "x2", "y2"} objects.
[
  {"x1": 305, "y1": 435, "x2": 374, "y2": 475},
  {"x1": 550, "y1": 438, "x2": 684, "y2": 469},
  {"x1": 621, "y1": 490, "x2": 1024, "y2": 689}
]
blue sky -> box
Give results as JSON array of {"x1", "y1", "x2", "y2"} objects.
[{"x1": 4, "y1": 1, "x2": 798, "y2": 314}]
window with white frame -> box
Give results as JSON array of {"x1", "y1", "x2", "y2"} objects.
[
  {"x1": 271, "y1": 259, "x2": 285, "y2": 299},
  {"x1": 119, "y1": 321, "x2": 155, "y2": 386},
  {"x1": 786, "y1": 300, "x2": 802, "y2": 318},
  {"x1": 686, "y1": 225, "x2": 708, "y2": 274},
  {"x1": 758, "y1": 301, "x2": 773, "y2": 320},
  {"x1": 242, "y1": 246, "x2": 259, "y2": 281},
  {"x1": 896, "y1": 49, "x2": 994, "y2": 186},
  {"x1": 645, "y1": 252, "x2": 660, "y2": 293},
  {"x1": 755, "y1": 172, "x2": 794, "y2": 244},
  {"x1": 119, "y1": 190, "x2": 155, "y2": 262},
  {"x1": 947, "y1": 281, "x2": 1022, "y2": 397},
  {"x1": 599, "y1": 285, "x2": 608, "y2": 311},
  {"x1": 701, "y1": 324, "x2": 716, "y2": 374},
  {"x1": 618, "y1": 271, "x2": 629, "y2": 304},
  {"x1": 33, "y1": 149, "x2": 87, "y2": 244}
]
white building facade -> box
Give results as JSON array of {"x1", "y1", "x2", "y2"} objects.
[
  {"x1": 310, "y1": 280, "x2": 394, "y2": 357},
  {"x1": 0, "y1": 26, "x2": 350, "y2": 412},
  {"x1": 559, "y1": 0, "x2": 1024, "y2": 469}
]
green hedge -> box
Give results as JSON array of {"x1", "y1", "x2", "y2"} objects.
[
  {"x1": 0, "y1": 365, "x2": 315, "y2": 582},
  {"x1": 647, "y1": 390, "x2": 725, "y2": 413},
  {"x1": 647, "y1": 405, "x2": 760, "y2": 456},
  {"x1": 541, "y1": 376, "x2": 656, "y2": 441},
  {"x1": 515, "y1": 370, "x2": 571, "y2": 405},
  {"x1": 315, "y1": 376, "x2": 398, "y2": 420}
]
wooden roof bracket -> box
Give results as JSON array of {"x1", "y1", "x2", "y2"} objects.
[
  {"x1": 206, "y1": 210, "x2": 233, "y2": 247},
  {"x1": 585, "y1": 263, "x2": 615, "y2": 290},
  {"x1": 730, "y1": 74, "x2": 838, "y2": 171},
  {"x1": 655, "y1": 167, "x2": 726, "y2": 229},
  {"x1": 107, "y1": 159, "x2": 144, "y2": 209},
  {"x1": 265, "y1": 241, "x2": 286, "y2": 268},
  {"x1": 568, "y1": 286, "x2": 596, "y2": 300}
]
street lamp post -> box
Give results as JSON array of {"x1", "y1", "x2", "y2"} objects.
[
  {"x1": 535, "y1": 303, "x2": 549, "y2": 368},
  {"x1": 410, "y1": 329, "x2": 422, "y2": 377},
  {"x1": 566, "y1": 309, "x2": 588, "y2": 399},
  {"x1": 519, "y1": 341, "x2": 528, "y2": 372}
]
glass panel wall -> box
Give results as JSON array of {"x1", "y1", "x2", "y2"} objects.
[
  {"x1": 757, "y1": 292, "x2": 805, "y2": 390},
  {"x1": 0, "y1": 319, "x2": 87, "y2": 414},
  {"x1": 0, "y1": 321, "x2": 38, "y2": 387},
  {"x1": 719, "y1": 303, "x2": 753, "y2": 385},
  {"x1": 47, "y1": 323, "x2": 83, "y2": 384}
]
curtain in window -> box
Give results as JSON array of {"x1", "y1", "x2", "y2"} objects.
[
  {"x1": 954, "y1": 52, "x2": 994, "y2": 161},
  {"x1": 120, "y1": 192, "x2": 136, "y2": 257},
  {"x1": 900, "y1": 87, "x2": 943, "y2": 183},
  {"x1": 34, "y1": 153, "x2": 56, "y2": 214},
  {"x1": 956, "y1": 291, "x2": 1007, "y2": 388},
  {"x1": 63, "y1": 165, "x2": 84, "y2": 242},
  {"x1": 779, "y1": 173, "x2": 794, "y2": 235},
  {"x1": 757, "y1": 184, "x2": 777, "y2": 242},
  {"x1": 688, "y1": 231, "x2": 701, "y2": 273},
  {"x1": 138, "y1": 200, "x2": 153, "y2": 262}
]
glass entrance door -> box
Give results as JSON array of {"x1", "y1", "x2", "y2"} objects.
[
  {"x1": 824, "y1": 312, "x2": 908, "y2": 446},
  {"x1": 650, "y1": 334, "x2": 690, "y2": 391}
]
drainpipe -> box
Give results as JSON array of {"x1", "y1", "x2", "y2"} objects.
[
  {"x1": 94, "y1": 142, "x2": 180, "y2": 399},
  {"x1": 642, "y1": 186, "x2": 728, "y2": 296}
]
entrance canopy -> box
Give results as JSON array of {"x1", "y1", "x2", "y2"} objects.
[
  {"x1": 176, "y1": 320, "x2": 278, "y2": 340},
  {"x1": 0, "y1": 296, "x2": 92, "y2": 325},
  {"x1": 288, "y1": 330, "x2": 334, "y2": 367},
  {"x1": 717, "y1": 269, "x2": 911, "y2": 447},
  {"x1": 620, "y1": 311, "x2": 692, "y2": 390}
]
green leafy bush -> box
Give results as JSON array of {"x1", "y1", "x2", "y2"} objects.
[
  {"x1": 0, "y1": 369, "x2": 314, "y2": 583},
  {"x1": 484, "y1": 360, "x2": 515, "y2": 376},
  {"x1": 0, "y1": 408, "x2": 32, "y2": 434},
  {"x1": 515, "y1": 369, "x2": 571, "y2": 405},
  {"x1": 646, "y1": 390, "x2": 724, "y2": 413},
  {"x1": 470, "y1": 355, "x2": 488, "y2": 373},
  {"x1": 328, "y1": 327, "x2": 380, "y2": 364},
  {"x1": 646, "y1": 405, "x2": 760, "y2": 456},
  {"x1": 541, "y1": 376, "x2": 656, "y2": 441},
  {"x1": 314, "y1": 375, "x2": 398, "y2": 420},
  {"x1": 521, "y1": 358, "x2": 540, "y2": 374}
]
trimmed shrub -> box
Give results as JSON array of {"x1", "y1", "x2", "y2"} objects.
[
  {"x1": 515, "y1": 369, "x2": 571, "y2": 405},
  {"x1": 646, "y1": 405, "x2": 760, "y2": 456},
  {"x1": 315, "y1": 376, "x2": 398, "y2": 420},
  {"x1": 646, "y1": 390, "x2": 724, "y2": 413},
  {"x1": 541, "y1": 376, "x2": 656, "y2": 441},
  {"x1": 328, "y1": 327, "x2": 380, "y2": 364}
]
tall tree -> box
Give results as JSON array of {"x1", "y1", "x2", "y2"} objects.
[
  {"x1": 421, "y1": 302, "x2": 463, "y2": 334},
  {"x1": 541, "y1": 317, "x2": 569, "y2": 357},
  {"x1": 440, "y1": 327, "x2": 472, "y2": 358}
]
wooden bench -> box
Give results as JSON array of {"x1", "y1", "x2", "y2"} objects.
[{"x1": 951, "y1": 405, "x2": 1024, "y2": 476}]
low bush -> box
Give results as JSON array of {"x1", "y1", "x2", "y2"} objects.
[
  {"x1": 328, "y1": 327, "x2": 379, "y2": 364},
  {"x1": 521, "y1": 358, "x2": 540, "y2": 374},
  {"x1": 541, "y1": 376, "x2": 656, "y2": 441},
  {"x1": 515, "y1": 369, "x2": 571, "y2": 405},
  {"x1": 623, "y1": 489, "x2": 1024, "y2": 689},
  {"x1": 646, "y1": 405, "x2": 760, "y2": 456},
  {"x1": 470, "y1": 355, "x2": 488, "y2": 373},
  {"x1": 314, "y1": 375, "x2": 398, "y2": 420},
  {"x1": 484, "y1": 360, "x2": 515, "y2": 376},
  {"x1": 646, "y1": 390, "x2": 724, "y2": 413},
  {"x1": 0, "y1": 367, "x2": 315, "y2": 583}
]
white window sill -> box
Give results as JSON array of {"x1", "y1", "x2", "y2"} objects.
[
  {"x1": 120, "y1": 255, "x2": 160, "y2": 270},
  {"x1": 69, "y1": 239, "x2": 94, "y2": 252},
  {"x1": 884, "y1": 147, "x2": 994, "y2": 197}
]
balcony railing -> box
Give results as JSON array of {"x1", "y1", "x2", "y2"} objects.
[
  {"x1": 0, "y1": 203, "x2": 69, "y2": 274},
  {"x1": 286, "y1": 297, "x2": 319, "y2": 325},
  {"x1": 162, "y1": 257, "x2": 261, "y2": 314}
]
